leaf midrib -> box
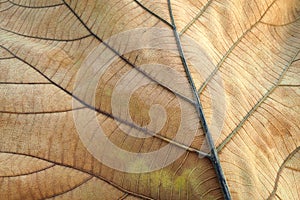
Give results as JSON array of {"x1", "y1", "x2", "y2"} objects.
[{"x1": 167, "y1": 0, "x2": 231, "y2": 199}]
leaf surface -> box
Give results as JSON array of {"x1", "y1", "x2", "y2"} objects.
[{"x1": 0, "y1": 0, "x2": 299, "y2": 199}]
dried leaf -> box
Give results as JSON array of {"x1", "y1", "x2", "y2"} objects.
[{"x1": 0, "y1": 0, "x2": 299, "y2": 199}]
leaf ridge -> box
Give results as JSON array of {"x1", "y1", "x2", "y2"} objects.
[
  {"x1": 0, "y1": 164, "x2": 55, "y2": 178},
  {"x1": 0, "y1": 56, "x2": 14, "y2": 60},
  {"x1": 7, "y1": 0, "x2": 64, "y2": 9},
  {"x1": 217, "y1": 49, "x2": 300, "y2": 151},
  {"x1": 261, "y1": 16, "x2": 300, "y2": 27},
  {"x1": 0, "y1": 27, "x2": 92, "y2": 42},
  {"x1": 167, "y1": 0, "x2": 231, "y2": 199},
  {"x1": 0, "y1": 82, "x2": 50, "y2": 84},
  {"x1": 0, "y1": 107, "x2": 85, "y2": 115},
  {"x1": 285, "y1": 166, "x2": 300, "y2": 172},
  {"x1": 179, "y1": 0, "x2": 213, "y2": 35},
  {"x1": 118, "y1": 193, "x2": 130, "y2": 200},
  {"x1": 279, "y1": 84, "x2": 300, "y2": 87},
  {"x1": 266, "y1": 146, "x2": 300, "y2": 200}
]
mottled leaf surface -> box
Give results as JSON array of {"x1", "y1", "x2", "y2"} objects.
[{"x1": 0, "y1": 0, "x2": 299, "y2": 199}]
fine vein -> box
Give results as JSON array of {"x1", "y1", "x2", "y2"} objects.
[
  {"x1": 217, "y1": 49, "x2": 300, "y2": 151},
  {"x1": 62, "y1": 0, "x2": 194, "y2": 105},
  {"x1": 0, "y1": 45, "x2": 208, "y2": 158},
  {"x1": 198, "y1": 0, "x2": 277, "y2": 94}
]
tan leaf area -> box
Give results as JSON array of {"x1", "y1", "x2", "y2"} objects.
[{"x1": 0, "y1": 0, "x2": 299, "y2": 199}]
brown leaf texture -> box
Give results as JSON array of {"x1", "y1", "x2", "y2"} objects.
[{"x1": 0, "y1": 0, "x2": 299, "y2": 199}]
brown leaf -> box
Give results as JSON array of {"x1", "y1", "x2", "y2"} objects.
[{"x1": 0, "y1": 0, "x2": 299, "y2": 199}]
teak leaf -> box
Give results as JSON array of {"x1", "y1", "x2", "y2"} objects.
[{"x1": 0, "y1": 0, "x2": 299, "y2": 199}]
